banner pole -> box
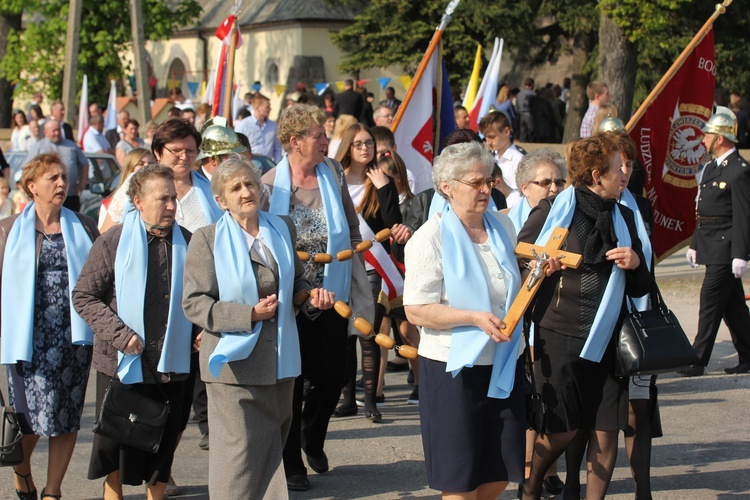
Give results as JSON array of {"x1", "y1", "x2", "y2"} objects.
[{"x1": 626, "y1": 0, "x2": 732, "y2": 131}]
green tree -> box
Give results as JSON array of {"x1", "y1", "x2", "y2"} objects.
[
  {"x1": 0, "y1": 0, "x2": 24, "y2": 127},
  {"x1": 0, "y1": 0, "x2": 201, "y2": 116}
]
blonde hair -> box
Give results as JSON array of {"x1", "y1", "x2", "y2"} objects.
[
  {"x1": 277, "y1": 104, "x2": 326, "y2": 152},
  {"x1": 593, "y1": 104, "x2": 618, "y2": 133},
  {"x1": 331, "y1": 114, "x2": 358, "y2": 141}
]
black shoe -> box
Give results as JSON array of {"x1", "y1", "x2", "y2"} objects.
[
  {"x1": 386, "y1": 360, "x2": 409, "y2": 372},
  {"x1": 724, "y1": 362, "x2": 750, "y2": 374},
  {"x1": 14, "y1": 469, "x2": 37, "y2": 500},
  {"x1": 543, "y1": 475, "x2": 565, "y2": 496},
  {"x1": 356, "y1": 394, "x2": 385, "y2": 408},
  {"x1": 305, "y1": 449, "x2": 329, "y2": 474},
  {"x1": 407, "y1": 368, "x2": 415, "y2": 384},
  {"x1": 407, "y1": 386, "x2": 419, "y2": 405},
  {"x1": 676, "y1": 364, "x2": 704, "y2": 377},
  {"x1": 199, "y1": 433, "x2": 209, "y2": 450},
  {"x1": 286, "y1": 474, "x2": 309, "y2": 491},
  {"x1": 332, "y1": 404, "x2": 357, "y2": 417},
  {"x1": 365, "y1": 409, "x2": 382, "y2": 423}
]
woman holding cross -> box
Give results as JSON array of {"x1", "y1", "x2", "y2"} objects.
[{"x1": 518, "y1": 133, "x2": 652, "y2": 499}]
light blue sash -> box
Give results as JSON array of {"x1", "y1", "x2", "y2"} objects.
[
  {"x1": 508, "y1": 196, "x2": 532, "y2": 233},
  {"x1": 535, "y1": 186, "x2": 630, "y2": 362},
  {"x1": 428, "y1": 190, "x2": 498, "y2": 219},
  {"x1": 619, "y1": 189, "x2": 652, "y2": 311},
  {"x1": 121, "y1": 171, "x2": 223, "y2": 224},
  {"x1": 269, "y1": 156, "x2": 352, "y2": 301},
  {"x1": 1, "y1": 204, "x2": 94, "y2": 364},
  {"x1": 441, "y1": 209, "x2": 522, "y2": 399},
  {"x1": 208, "y1": 212, "x2": 301, "y2": 379},
  {"x1": 114, "y1": 210, "x2": 192, "y2": 383}
]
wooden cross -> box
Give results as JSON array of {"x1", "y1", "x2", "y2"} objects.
[{"x1": 499, "y1": 227, "x2": 582, "y2": 338}]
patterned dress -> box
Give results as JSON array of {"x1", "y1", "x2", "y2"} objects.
[{"x1": 7, "y1": 233, "x2": 93, "y2": 436}]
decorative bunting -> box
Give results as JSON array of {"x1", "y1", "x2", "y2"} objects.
[
  {"x1": 187, "y1": 81, "x2": 200, "y2": 98},
  {"x1": 378, "y1": 77, "x2": 391, "y2": 90},
  {"x1": 251, "y1": 82, "x2": 262, "y2": 92},
  {"x1": 399, "y1": 75, "x2": 412, "y2": 91},
  {"x1": 335, "y1": 81, "x2": 345, "y2": 92},
  {"x1": 314, "y1": 82, "x2": 330, "y2": 95},
  {"x1": 167, "y1": 79, "x2": 181, "y2": 91},
  {"x1": 148, "y1": 77, "x2": 158, "y2": 89},
  {"x1": 274, "y1": 84, "x2": 286, "y2": 97},
  {"x1": 357, "y1": 79, "x2": 371, "y2": 87}
]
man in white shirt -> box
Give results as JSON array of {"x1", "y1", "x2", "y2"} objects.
[
  {"x1": 82, "y1": 115, "x2": 113, "y2": 154},
  {"x1": 234, "y1": 93, "x2": 282, "y2": 163},
  {"x1": 479, "y1": 111, "x2": 524, "y2": 207}
]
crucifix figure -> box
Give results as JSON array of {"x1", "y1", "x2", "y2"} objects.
[{"x1": 500, "y1": 227, "x2": 582, "y2": 338}]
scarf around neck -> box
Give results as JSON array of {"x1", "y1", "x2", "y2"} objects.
[
  {"x1": 508, "y1": 196, "x2": 532, "y2": 233},
  {"x1": 535, "y1": 185, "x2": 631, "y2": 362},
  {"x1": 1, "y1": 203, "x2": 94, "y2": 364},
  {"x1": 269, "y1": 155, "x2": 352, "y2": 301},
  {"x1": 208, "y1": 211, "x2": 300, "y2": 380},
  {"x1": 114, "y1": 210, "x2": 192, "y2": 383},
  {"x1": 441, "y1": 209, "x2": 522, "y2": 399},
  {"x1": 576, "y1": 185, "x2": 617, "y2": 264}
]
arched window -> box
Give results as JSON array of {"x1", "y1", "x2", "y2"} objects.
[
  {"x1": 166, "y1": 58, "x2": 187, "y2": 98},
  {"x1": 267, "y1": 62, "x2": 279, "y2": 87}
]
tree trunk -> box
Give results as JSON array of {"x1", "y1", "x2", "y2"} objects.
[
  {"x1": 598, "y1": 11, "x2": 637, "y2": 122},
  {"x1": 562, "y1": 32, "x2": 594, "y2": 143},
  {"x1": 0, "y1": 12, "x2": 22, "y2": 128}
]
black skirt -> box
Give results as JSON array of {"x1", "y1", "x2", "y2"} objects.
[
  {"x1": 88, "y1": 370, "x2": 187, "y2": 485},
  {"x1": 531, "y1": 327, "x2": 628, "y2": 434},
  {"x1": 419, "y1": 357, "x2": 525, "y2": 492}
]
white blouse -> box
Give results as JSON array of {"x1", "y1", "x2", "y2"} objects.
[
  {"x1": 403, "y1": 212, "x2": 523, "y2": 364},
  {"x1": 176, "y1": 187, "x2": 212, "y2": 233}
]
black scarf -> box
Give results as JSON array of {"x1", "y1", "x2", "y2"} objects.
[{"x1": 575, "y1": 185, "x2": 617, "y2": 264}]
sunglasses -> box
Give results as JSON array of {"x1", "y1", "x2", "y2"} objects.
[
  {"x1": 453, "y1": 177, "x2": 497, "y2": 190},
  {"x1": 530, "y1": 178, "x2": 566, "y2": 189}
]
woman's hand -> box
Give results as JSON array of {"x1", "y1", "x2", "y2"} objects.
[
  {"x1": 252, "y1": 294, "x2": 278, "y2": 321},
  {"x1": 606, "y1": 247, "x2": 640, "y2": 270},
  {"x1": 391, "y1": 223, "x2": 412, "y2": 244},
  {"x1": 308, "y1": 288, "x2": 335, "y2": 310},
  {"x1": 366, "y1": 166, "x2": 390, "y2": 189},
  {"x1": 473, "y1": 311, "x2": 510, "y2": 343},
  {"x1": 193, "y1": 331, "x2": 203, "y2": 351},
  {"x1": 545, "y1": 256, "x2": 567, "y2": 275},
  {"x1": 123, "y1": 335, "x2": 144, "y2": 355}
]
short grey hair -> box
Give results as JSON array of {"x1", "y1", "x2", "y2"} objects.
[
  {"x1": 515, "y1": 148, "x2": 566, "y2": 188},
  {"x1": 210, "y1": 153, "x2": 262, "y2": 199},
  {"x1": 432, "y1": 142, "x2": 495, "y2": 199}
]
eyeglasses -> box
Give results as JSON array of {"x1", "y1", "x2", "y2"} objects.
[
  {"x1": 351, "y1": 140, "x2": 375, "y2": 150},
  {"x1": 453, "y1": 177, "x2": 497, "y2": 190},
  {"x1": 530, "y1": 178, "x2": 566, "y2": 189},
  {"x1": 163, "y1": 145, "x2": 198, "y2": 158}
]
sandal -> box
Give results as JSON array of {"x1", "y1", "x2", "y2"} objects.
[
  {"x1": 40, "y1": 489, "x2": 61, "y2": 499},
  {"x1": 13, "y1": 469, "x2": 37, "y2": 500}
]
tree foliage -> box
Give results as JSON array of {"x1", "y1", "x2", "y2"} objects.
[{"x1": 0, "y1": 0, "x2": 201, "y2": 107}]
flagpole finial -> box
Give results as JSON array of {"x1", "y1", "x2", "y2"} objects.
[
  {"x1": 716, "y1": 0, "x2": 732, "y2": 14},
  {"x1": 438, "y1": 0, "x2": 461, "y2": 31}
]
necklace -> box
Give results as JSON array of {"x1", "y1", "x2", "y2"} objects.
[{"x1": 38, "y1": 221, "x2": 60, "y2": 242}]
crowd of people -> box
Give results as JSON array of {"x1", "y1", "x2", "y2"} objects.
[{"x1": 0, "y1": 76, "x2": 747, "y2": 500}]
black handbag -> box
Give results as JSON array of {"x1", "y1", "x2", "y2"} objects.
[
  {"x1": 523, "y1": 317, "x2": 547, "y2": 433},
  {"x1": 93, "y1": 357, "x2": 170, "y2": 454},
  {"x1": 0, "y1": 388, "x2": 24, "y2": 467},
  {"x1": 615, "y1": 283, "x2": 699, "y2": 377}
]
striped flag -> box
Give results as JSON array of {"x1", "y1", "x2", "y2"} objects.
[
  {"x1": 212, "y1": 14, "x2": 242, "y2": 118},
  {"x1": 468, "y1": 38, "x2": 503, "y2": 131},
  {"x1": 77, "y1": 75, "x2": 89, "y2": 148},
  {"x1": 104, "y1": 80, "x2": 117, "y2": 131},
  {"x1": 462, "y1": 44, "x2": 482, "y2": 110}
]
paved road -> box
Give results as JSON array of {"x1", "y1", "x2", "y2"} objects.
[{"x1": 2, "y1": 249, "x2": 749, "y2": 499}]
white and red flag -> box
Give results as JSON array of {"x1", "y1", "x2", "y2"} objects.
[
  {"x1": 77, "y1": 75, "x2": 89, "y2": 148},
  {"x1": 628, "y1": 31, "x2": 715, "y2": 261},
  {"x1": 468, "y1": 37, "x2": 503, "y2": 132},
  {"x1": 212, "y1": 14, "x2": 242, "y2": 117}
]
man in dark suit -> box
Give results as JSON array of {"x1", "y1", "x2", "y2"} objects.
[
  {"x1": 333, "y1": 79, "x2": 363, "y2": 121},
  {"x1": 50, "y1": 100, "x2": 75, "y2": 141},
  {"x1": 681, "y1": 106, "x2": 750, "y2": 376},
  {"x1": 379, "y1": 86, "x2": 402, "y2": 111}
]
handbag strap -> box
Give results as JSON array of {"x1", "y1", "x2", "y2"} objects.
[{"x1": 523, "y1": 315, "x2": 539, "y2": 397}]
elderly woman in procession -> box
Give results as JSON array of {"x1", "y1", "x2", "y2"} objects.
[
  {"x1": 0, "y1": 154, "x2": 99, "y2": 500},
  {"x1": 403, "y1": 142, "x2": 560, "y2": 499},
  {"x1": 518, "y1": 134, "x2": 651, "y2": 500},
  {"x1": 182, "y1": 155, "x2": 335, "y2": 499},
  {"x1": 262, "y1": 103, "x2": 362, "y2": 491},
  {"x1": 72, "y1": 165, "x2": 198, "y2": 500}
]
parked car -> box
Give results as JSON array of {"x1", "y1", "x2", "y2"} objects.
[{"x1": 7, "y1": 151, "x2": 121, "y2": 221}]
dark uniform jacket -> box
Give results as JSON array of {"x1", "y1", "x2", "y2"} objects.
[{"x1": 690, "y1": 150, "x2": 750, "y2": 265}]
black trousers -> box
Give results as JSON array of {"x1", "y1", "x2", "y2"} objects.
[
  {"x1": 283, "y1": 308, "x2": 349, "y2": 477},
  {"x1": 693, "y1": 264, "x2": 750, "y2": 366}
]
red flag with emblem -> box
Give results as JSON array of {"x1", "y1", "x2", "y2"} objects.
[{"x1": 628, "y1": 31, "x2": 715, "y2": 261}]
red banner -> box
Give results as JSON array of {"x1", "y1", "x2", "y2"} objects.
[{"x1": 629, "y1": 31, "x2": 716, "y2": 261}]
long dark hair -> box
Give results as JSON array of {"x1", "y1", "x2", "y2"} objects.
[{"x1": 336, "y1": 123, "x2": 383, "y2": 220}]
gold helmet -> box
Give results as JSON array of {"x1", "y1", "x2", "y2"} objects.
[
  {"x1": 196, "y1": 124, "x2": 247, "y2": 161},
  {"x1": 701, "y1": 106, "x2": 738, "y2": 143},
  {"x1": 199, "y1": 116, "x2": 229, "y2": 134},
  {"x1": 598, "y1": 116, "x2": 625, "y2": 133}
]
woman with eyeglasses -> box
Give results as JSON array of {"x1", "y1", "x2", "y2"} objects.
[
  {"x1": 334, "y1": 123, "x2": 402, "y2": 423},
  {"x1": 505, "y1": 148, "x2": 568, "y2": 497},
  {"x1": 99, "y1": 148, "x2": 155, "y2": 232},
  {"x1": 518, "y1": 134, "x2": 651, "y2": 500},
  {"x1": 404, "y1": 142, "x2": 540, "y2": 499}
]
